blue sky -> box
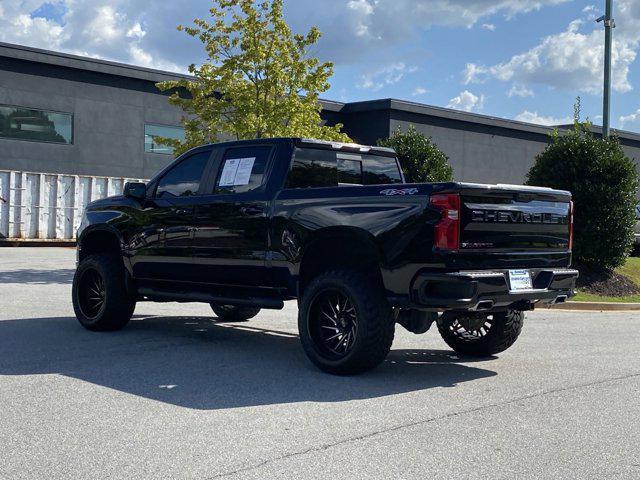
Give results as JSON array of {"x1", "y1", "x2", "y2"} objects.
[{"x1": 2, "y1": 0, "x2": 640, "y2": 132}]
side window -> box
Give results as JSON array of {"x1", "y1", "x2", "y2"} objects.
[
  {"x1": 214, "y1": 146, "x2": 271, "y2": 194},
  {"x1": 286, "y1": 148, "x2": 337, "y2": 188},
  {"x1": 362, "y1": 155, "x2": 402, "y2": 185},
  {"x1": 156, "y1": 150, "x2": 211, "y2": 198}
]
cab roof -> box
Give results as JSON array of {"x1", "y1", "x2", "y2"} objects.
[{"x1": 199, "y1": 137, "x2": 397, "y2": 157}]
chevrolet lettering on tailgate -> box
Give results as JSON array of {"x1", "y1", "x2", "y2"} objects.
[{"x1": 471, "y1": 209, "x2": 566, "y2": 225}]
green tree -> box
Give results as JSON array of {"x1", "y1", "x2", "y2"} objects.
[
  {"x1": 378, "y1": 125, "x2": 453, "y2": 183},
  {"x1": 157, "y1": 0, "x2": 350, "y2": 155},
  {"x1": 526, "y1": 120, "x2": 639, "y2": 270}
]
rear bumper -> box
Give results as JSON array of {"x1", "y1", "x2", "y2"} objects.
[{"x1": 410, "y1": 268, "x2": 579, "y2": 311}]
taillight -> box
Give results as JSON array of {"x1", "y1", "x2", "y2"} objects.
[
  {"x1": 431, "y1": 193, "x2": 461, "y2": 251},
  {"x1": 568, "y1": 200, "x2": 574, "y2": 250}
]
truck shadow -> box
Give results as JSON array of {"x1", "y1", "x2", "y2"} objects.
[
  {"x1": 0, "y1": 268, "x2": 75, "y2": 284},
  {"x1": 0, "y1": 315, "x2": 498, "y2": 410}
]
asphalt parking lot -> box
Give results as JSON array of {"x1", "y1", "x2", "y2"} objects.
[{"x1": 1, "y1": 247, "x2": 639, "y2": 480}]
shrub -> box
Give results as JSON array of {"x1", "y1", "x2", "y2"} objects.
[
  {"x1": 378, "y1": 125, "x2": 453, "y2": 183},
  {"x1": 526, "y1": 122, "x2": 639, "y2": 270}
]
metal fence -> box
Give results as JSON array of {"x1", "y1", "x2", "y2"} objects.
[{"x1": 0, "y1": 170, "x2": 143, "y2": 241}]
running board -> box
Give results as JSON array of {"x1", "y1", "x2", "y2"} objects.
[{"x1": 137, "y1": 287, "x2": 285, "y2": 310}]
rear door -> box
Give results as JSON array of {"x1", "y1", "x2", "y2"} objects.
[
  {"x1": 129, "y1": 148, "x2": 214, "y2": 281},
  {"x1": 191, "y1": 144, "x2": 274, "y2": 287}
]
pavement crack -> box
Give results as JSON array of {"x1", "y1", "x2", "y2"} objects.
[{"x1": 206, "y1": 371, "x2": 640, "y2": 479}]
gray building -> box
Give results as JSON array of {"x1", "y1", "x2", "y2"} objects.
[{"x1": 1, "y1": 41, "x2": 639, "y2": 186}]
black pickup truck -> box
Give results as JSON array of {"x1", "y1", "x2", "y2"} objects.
[{"x1": 73, "y1": 138, "x2": 578, "y2": 374}]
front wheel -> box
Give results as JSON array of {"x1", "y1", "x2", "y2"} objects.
[
  {"x1": 210, "y1": 304, "x2": 261, "y2": 322},
  {"x1": 437, "y1": 310, "x2": 524, "y2": 356},
  {"x1": 72, "y1": 254, "x2": 135, "y2": 331},
  {"x1": 298, "y1": 269, "x2": 395, "y2": 375}
]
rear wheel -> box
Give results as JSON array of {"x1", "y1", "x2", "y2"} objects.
[
  {"x1": 210, "y1": 304, "x2": 261, "y2": 322},
  {"x1": 437, "y1": 310, "x2": 524, "y2": 356},
  {"x1": 298, "y1": 269, "x2": 395, "y2": 375},
  {"x1": 72, "y1": 254, "x2": 135, "y2": 331}
]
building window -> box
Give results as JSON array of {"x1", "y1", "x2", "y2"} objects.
[
  {"x1": 0, "y1": 105, "x2": 73, "y2": 144},
  {"x1": 144, "y1": 124, "x2": 185, "y2": 155}
]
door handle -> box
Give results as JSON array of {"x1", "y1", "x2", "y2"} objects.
[
  {"x1": 240, "y1": 205, "x2": 265, "y2": 216},
  {"x1": 175, "y1": 207, "x2": 194, "y2": 216}
]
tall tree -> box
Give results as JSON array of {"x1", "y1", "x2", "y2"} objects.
[{"x1": 157, "y1": 0, "x2": 350, "y2": 155}]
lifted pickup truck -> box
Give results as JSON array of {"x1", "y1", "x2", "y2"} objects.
[{"x1": 73, "y1": 138, "x2": 578, "y2": 374}]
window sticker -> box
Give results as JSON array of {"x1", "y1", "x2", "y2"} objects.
[
  {"x1": 233, "y1": 157, "x2": 255, "y2": 185},
  {"x1": 219, "y1": 159, "x2": 240, "y2": 186},
  {"x1": 219, "y1": 157, "x2": 256, "y2": 186}
]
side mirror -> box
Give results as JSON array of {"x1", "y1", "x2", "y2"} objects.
[{"x1": 124, "y1": 182, "x2": 147, "y2": 200}]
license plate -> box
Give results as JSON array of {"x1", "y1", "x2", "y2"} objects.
[{"x1": 508, "y1": 269, "x2": 533, "y2": 291}]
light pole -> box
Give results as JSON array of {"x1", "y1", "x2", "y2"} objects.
[{"x1": 597, "y1": 0, "x2": 615, "y2": 138}]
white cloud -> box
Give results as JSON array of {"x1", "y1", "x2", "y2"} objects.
[
  {"x1": 515, "y1": 110, "x2": 572, "y2": 126},
  {"x1": 359, "y1": 62, "x2": 417, "y2": 91},
  {"x1": 126, "y1": 23, "x2": 146, "y2": 40},
  {"x1": 464, "y1": 2, "x2": 640, "y2": 96},
  {"x1": 620, "y1": 108, "x2": 640, "y2": 128},
  {"x1": 508, "y1": 83, "x2": 534, "y2": 97},
  {"x1": 285, "y1": 0, "x2": 572, "y2": 64},
  {"x1": 412, "y1": 87, "x2": 428, "y2": 96},
  {"x1": 0, "y1": 1, "x2": 65, "y2": 49},
  {"x1": 447, "y1": 90, "x2": 485, "y2": 112},
  {"x1": 0, "y1": 1, "x2": 187, "y2": 72},
  {"x1": 582, "y1": 5, "x2": 598, "y2": 21},
  {"x1": 347, "y1": 0, "x2": 374, "y2": 37},
  {"x1": 462, "y1": 63, "x2": 485, "y2": 85},
  {"x1": 481, "y1": 23, "x2": 496, "y2": 31}
]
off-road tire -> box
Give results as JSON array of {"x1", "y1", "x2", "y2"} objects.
[
  {"x1": 72, "y1": 254, "x2": 136, "y2": 331},
  {"x1": 437, "y1": 310, "x2": 524, "y2": 356},
  {"x1": 210, "y1": 304, "x2": 261, "y2": 322},
  {"x1": 298, "y1": 269, "x2": 395, "y2": 375}
]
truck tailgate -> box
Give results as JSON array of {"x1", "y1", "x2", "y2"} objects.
[{"x1": 459, "y1": 185, "x2": 571, "y2": 251}]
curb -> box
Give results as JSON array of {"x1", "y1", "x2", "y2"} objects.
[
  {"x1": 552, "y1": 301, "x2": 640, "y2": 312},
  {"x1": 0, "y1": 239, "x2": 76, "y2": 247}
]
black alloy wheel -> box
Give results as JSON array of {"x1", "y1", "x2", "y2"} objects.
[
  {"x1": 298, "y1": 269, "x2": 395, "y2": 375},
  {"x1": 448, "y1": 313, "x2": 494, "y2": 341},
  {"x1": 437, "y1": 310, "x2": 525, "y2": 356},
  {"x1": 72, "y1": 254, "x2": 136, "y2": 331},
  {"x1": 210, "y1": 304, "x2": 261, "y2": 322},
  {"x1": 309, "y1": 289, "x2": 359, "y2": 359},
  {"x1": 77, "y1": 267, "x2": 106, "y2": 319}
]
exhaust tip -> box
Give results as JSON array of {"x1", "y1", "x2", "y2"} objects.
[
  {"x1": 553, "y1": 295, "x2": 568, "y2": 304},
  {"x1": 473, "y1": 300, "x2": 495, "y2": 311}
]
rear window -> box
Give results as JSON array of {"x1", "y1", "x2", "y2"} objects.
[{"x1": 286, "y1": 148, "x2": 402, "y2": 189}]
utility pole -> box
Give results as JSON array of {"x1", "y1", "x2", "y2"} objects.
[{"x1": 597, "y1": 0, "x2": 615, "y2": 138}]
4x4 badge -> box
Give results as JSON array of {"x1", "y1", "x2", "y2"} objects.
[{"x1": 379, "y1": 188, "x2": 419, "y2": 196}]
